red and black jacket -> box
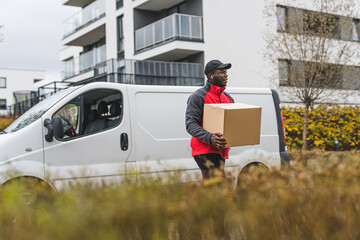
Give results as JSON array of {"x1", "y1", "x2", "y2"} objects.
[{"x1": 186, "y1": 81, "x2": 234, "y2": 158}]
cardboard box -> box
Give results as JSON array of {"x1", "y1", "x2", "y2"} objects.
[{"x1": 203, "y1": 103, "x2": 262, "y2": 147}]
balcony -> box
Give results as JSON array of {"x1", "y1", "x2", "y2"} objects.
[
  {"x1": 81, "y1": 59, "x2": 204, "y2": 86},
  {"x1": 63, "y1": 0, "x2": 105, "y2": 39},
  {"x1": 133, "y1": 0, "x2": 184, "y2": 11},
  {"x1": 94, "y1": 59, "x2": 204, "y2": 86},
  {"x1": 63, "y1": 0, "x2": 94, "y2": 7},
  {"x1": 62, "y1": 45, "x2": 106, "y2": 81},
  {"x1": 135, "y1": 13, "x2": 203, "y2": 53}
]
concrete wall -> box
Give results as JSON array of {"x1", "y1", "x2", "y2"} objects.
[{"x1": 202, "y1": 0, "x2": 269, "y2": 88}]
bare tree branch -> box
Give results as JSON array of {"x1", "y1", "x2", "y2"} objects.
[{"x1": 264, "y1": 0, "x2": 360, "y2": 150}]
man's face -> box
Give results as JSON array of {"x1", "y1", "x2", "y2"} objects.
[{"x1": 211, "y1": 69, "x2": 228, "y2": 87}]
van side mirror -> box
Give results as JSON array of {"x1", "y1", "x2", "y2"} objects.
[
  {"x1": 44, "y1": 119, "x2": 53, "y2": 142},
  {"x1": 44, "y1": 117, "x2": 64, "y2": 142},
  {"x1": 52, "y1": 116, "x2": 64, "y2": 139}
]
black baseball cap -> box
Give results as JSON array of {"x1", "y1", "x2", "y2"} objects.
[{"x1": 204, "y1": 60, "x2": 232, "y2": 75}]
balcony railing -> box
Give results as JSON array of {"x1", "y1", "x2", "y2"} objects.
[
  {"x1": 63, "y1": 0, "x2": 105, "y2": 38},
  {"x1": 62, "y1": 45, "x2": 106, "y2": 80},
  {"x1": 135, "y1": 13, "x2": 203, "y2": 52},
  {"x1": 80, "y1": 45, "x2": 106, "y2": 71},
  {"x1": 5, "y1": 82, "x2": 71, "y2": 118},
  {"x1": 90, "y1": 59, "x2": 204, "y2": 86}
]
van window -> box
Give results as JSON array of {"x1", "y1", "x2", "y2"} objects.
[
  {"x1": 3, "y1": 87, "x2": 78, "y2": 134},
  {"x1": 54, "y1": 97, "x2": 81, "y2": 139},
  {"x1": 53, "y1": 89, "x2": 122, "y2": 140}
]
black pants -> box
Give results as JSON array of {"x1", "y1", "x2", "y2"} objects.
[{"x1": 194, "y1": 153, "x2": 225, "y2": 179}]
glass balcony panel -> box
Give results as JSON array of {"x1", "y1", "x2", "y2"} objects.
[
  {"x1": 154, "y1": 21, "x2": 163, "y2": 44},
  {"x1": 172, "y1": 63, "x2": 179, "y2": 76},
  {"x1": 191, "y1": 17, "x2": 201, "y2": 38},
  {"x1": 62, "y1": 45, "x2": 106, "y2": 79},
  {"x1": 98, "y1": 45, "x2": 107, "y2": 63},
  {"x1": 144, "y1": 26, "x2": 153, "y2": 47},
  {"x1": 164, "y1": 16, "x2": 173, "y2": 40},
  {"x1": 144, "y1": 61, "x2": 150, "y2": 75},
  {"x1": 63, "y1": 59, "x2": 75, "y2": 79},
  {"x1": 79, "y1": 51, "x2": 94, "y2": 72},
  {"x1": 182, "y1": 63, "x2": 189, "y2": 77},
  {"x1": 155, "y1": 62, "x2": 160, "y2": 76},
  {"x1": 63, "y1": 0, "x2": 105, "y2": 37},
  {"x1": 136, "y1": 29, "x2": 145, "y2": 50},
  {"x1": 149, "y1": 61, "x2": 155, "y2": 75},
  {"x1": 174, "y1": 15, "x2": 180, "y2": 36},
  {"x1": 135, "y1": 13, "x2": 203, "y2": 52},
  {"x1": 180, "y1": 15, "x2": 190, "y2": 37}
]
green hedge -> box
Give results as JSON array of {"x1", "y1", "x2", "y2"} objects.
[{"x1": 282, "y1": 106, "x2": 360, "y2": 151}]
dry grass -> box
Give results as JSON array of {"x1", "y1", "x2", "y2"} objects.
[
  {"x1": 0, "y1": 151, "x2": 359, "y2": 240},
  {"x1": 0, "y1": 117, "x2": 14, "y2": 131}
]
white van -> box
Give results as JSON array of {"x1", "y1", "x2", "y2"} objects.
[{"x1": 0, "y1": 82, "x2": 289, "y2": 190}]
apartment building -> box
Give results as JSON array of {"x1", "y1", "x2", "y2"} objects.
[
  {"x1": 61, "y1": 0, "x2": 205, "y2": 87},
  {"x1": 60, "y1": 0, "x2": 360, "y2": 102},
  {"x1": 275, "y1": 1, "x2": 360, "y2": 104},
  {"x1": 0, "y1": 68, "x2": 45, "y2": 115}
]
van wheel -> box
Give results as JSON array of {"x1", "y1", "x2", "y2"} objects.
[
  {"x1": 236, "y1": 163, "x2": 269, "y2": 194},
  {"x1": 3, "y1": 177, "x2": 54, "y2": 206}
]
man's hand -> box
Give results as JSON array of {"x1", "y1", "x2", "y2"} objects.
[{"x1": 210, "y1": 133, "x2": 227, "y2": 149}]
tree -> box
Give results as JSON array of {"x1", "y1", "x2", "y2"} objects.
[{"x1": 264, "y1": 0, "x2": 360, "y2": 150}]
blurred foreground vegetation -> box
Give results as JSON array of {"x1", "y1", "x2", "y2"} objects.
[{"x1": 0, "y1": 151, "x2": 359, "y2": 240}]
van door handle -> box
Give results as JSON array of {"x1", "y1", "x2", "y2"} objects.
[{"x1": 121, "y1": 133, "x2": 128, "y2": 151}]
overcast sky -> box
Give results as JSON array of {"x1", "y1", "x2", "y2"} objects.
[{"x1": 0, "y1": 0, "x2": 78, "y2": 84}]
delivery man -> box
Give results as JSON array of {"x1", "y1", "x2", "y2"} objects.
[{"x1": 185, "y1": 60, "x2": 234, "y2": 179}]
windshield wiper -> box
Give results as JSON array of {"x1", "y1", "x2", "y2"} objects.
[{"x1": 0, "y1": 130, "x2": 6, "y2": 134}]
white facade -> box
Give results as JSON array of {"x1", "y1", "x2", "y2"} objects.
[
  {"x1": 60, "y1": 0, "x2": 360, "y2": 103},
  {"x1": 0, "y1": 68, "x2": 45, "y2": 115}
]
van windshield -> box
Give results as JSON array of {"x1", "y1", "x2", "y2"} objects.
[{"x1": 3, "y1": 87, "x2": 79, "y2": 134}]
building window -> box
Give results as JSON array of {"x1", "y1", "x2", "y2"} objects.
[
  {"x1": 117, "y1": 15, "x2": 124, "y2": 58},
  {"x1": 53, "y1": 89, "x2": 123, "y2": 140},
  {"x1": 278, "y1": 59, "x2": 360, "y2": 90},
  {"x1": 302, "y1": 11, "x2": 340, "y2": 38},
  {"x1": 352, "y1": 19, "x2": 360, "y2": 41},
  {"x1": 276, "y1": 5, "x2": 287, "y2": 32},
  {"x1": 276, "y1": 5, "x2": 359, "y2": 41},
  {"x1": 116, "y1": 0, "x2": 123, "y2": 10},
  {"x1": 278, "y1": 59, "x2": 289, "y2": 86},
  {"x1": 0, "y1": 77, "x2": 6, "y2": 88},
  {"x1": 0, "y1": 99, "x2": 6, "y2": 110}
]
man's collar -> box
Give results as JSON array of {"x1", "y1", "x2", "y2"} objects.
[{"x1": 206, "y1": 81, "x2": 226, "y2": 94}]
